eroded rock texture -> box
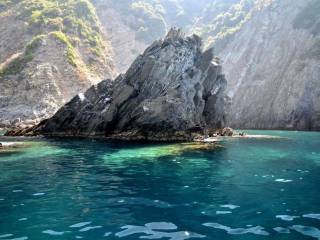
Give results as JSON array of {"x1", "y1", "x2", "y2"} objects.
[{"x1": 31, "y1": 29, "x2": 229, "y2": 141}]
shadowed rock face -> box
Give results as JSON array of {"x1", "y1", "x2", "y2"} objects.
[{"x1": 31, "y1": 29, "x2": 230, "y2": 141}]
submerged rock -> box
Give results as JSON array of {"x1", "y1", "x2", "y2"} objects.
[{"x1": 9, "y1": 28, "x2": 230, "y2": 141}]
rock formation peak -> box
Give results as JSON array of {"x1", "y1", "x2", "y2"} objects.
[
  {"x1": 19, "y1": 29, "x2": 230, "y2": 141},
  {"x1": 165, "y1": 28, "x2": 185, "y2": 41}
]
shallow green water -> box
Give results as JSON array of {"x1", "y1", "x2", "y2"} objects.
[{"x1": 0, "y1": 130, "x2": 319, "y2": 240}]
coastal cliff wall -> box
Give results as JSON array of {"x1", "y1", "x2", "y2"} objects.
[{"x1": 219, "y1": 0, "x2": 320, "y2": 130}]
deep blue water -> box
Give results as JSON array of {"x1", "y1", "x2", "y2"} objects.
[{"x1": 0, "y1": 130, "x2": 319, "y2": 240}]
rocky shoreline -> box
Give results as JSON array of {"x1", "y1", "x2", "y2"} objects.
[{"x1": 4, "y1": 125, "x2": 239, "y2": 143}]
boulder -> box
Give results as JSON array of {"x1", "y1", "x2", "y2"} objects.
[{"x1": 216, "y1": 127, "x2": 234, "y2": 136}]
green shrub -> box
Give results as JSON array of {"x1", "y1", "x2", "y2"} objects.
[
  {"x1": 0, "y1": 35, "x2": 44, "y2": 77},
  {"x1": 15, "y1": 0, "x2": 104, "y2": 55},
  {"x1": 51, "y1": 31, "x2": 77, "y2": 67}
]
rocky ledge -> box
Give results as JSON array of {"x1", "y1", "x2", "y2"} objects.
[{"x1": 6, "y1": 29, "x2": 230, "y2": 141}]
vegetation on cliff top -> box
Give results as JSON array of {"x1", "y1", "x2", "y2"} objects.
[
  {"x1": 99, "y1": 0, "x2": 273, "y2": 52},
  {"x1": 50, "y1": 31, "x2": 78, "y2": 67},
  {"x1": 20, "y1": 0, "x2": 104, "y2": 55},
  {"x1": 193, "y1": 0, "x2": 275, "y2": 51},
  {"x1": 0, "y1": 0, "x2": 105, "y2": 77}
]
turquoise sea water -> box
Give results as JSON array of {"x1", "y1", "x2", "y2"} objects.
[{"x1": 0, "y1": 130, "x2": 319, "y2": 240}]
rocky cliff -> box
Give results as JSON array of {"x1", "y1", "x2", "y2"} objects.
[
  {"x1": 1, "y1": 0, "x2": 319, "y2": 131},
  {"x1": 93, "y1": 0, "x2": 320, "y2": 131},
  {"x1": 219, "y1": 0, "x2": 320, "y2": 130},
  {"x1": 0, "y1": 0, "x2": 116, "y2": 127},
  {"x1": 25, "y1": 29, "x2": 229, "y2": 141}
]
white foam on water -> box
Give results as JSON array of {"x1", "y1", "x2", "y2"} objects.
[
  {"x1": 33, "y1": 193, "x2": 45, "y2": 196},
  {"x1": 273, "y1": 227, "x2": 291, "y2": 234},
  {"x1": 220, "y1": 204, "x2": 240, "y2": 210},
  {"x1": 18, "y1": 218, "x2": 28, "y2": 221},
  {"x1": 275, "y1": 179, "x2": 293, "y2": 183},
  {"x1": 79, "y1": 226, "x2": 102, "y2": 232},
  {"x1": 115, "y1": 225, "x2": 152, "y2": 238},
  {"x1": 12, "y1": 190, "x2": 23, "y2": 193},
  {"x1": 111, "y1": 197, "x2": 171, "y2": 208},
  {"x1": 0, "y1": 199, "x2": 4, "y2": 201},
  {"x1": 115, "y1": 224, "x2": 205, "y2": 239},
  {"x1": 276, "y1": 215, "x2": 300, "y2": 221},
  {"x1": 104, "y1": 232, "x2": 112, "y2": 237},
  {"x1": 0, "y1": 234, "x2": 14, "y2": 238},
  {"x1": 216, "y1": 211, "x2": 232, "y2": 215},
  {"x1": 75, "y1": 236, "x2": 83, "y2": 239},
  {"x1": 69, "y1": 222, "x2": 92, "y2": 228},
  {"x1": 290, "y1": 225, "x2": 320, "y2": 239},
  {"x1": 145, "y1": 222, "x2": 178, "y2": 230},
  {"x1": 139, "y1": 231, "x2": 204, "y2": 239},
  {"x1": 140, "y1": 231, "x2": 205, "y2": 239},
  {"x1": 11, "y1": 237, "x2": 28, "y2": 240},
  {"x1": 303, "y1": 214, "x2": 320, "y2": 220},
  {"x1": 203, "y1": 223, "x2": 269, "y2": 236},
  {"x1": 42, "y1": 230, "x2": 64, "y2": 236}
]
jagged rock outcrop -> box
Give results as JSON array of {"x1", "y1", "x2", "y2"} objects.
[
  {"x1": 94, "y1": 0, "x2": 320, "y2": 131},
  {"x1": 19, "y1": 29, "x2": 229, "y2": 141}
]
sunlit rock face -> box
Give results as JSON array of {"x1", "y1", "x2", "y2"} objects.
[
  {"x1": 33, "y1": 29, "x2": 230, "y2": 141},
  {"x1": 0, "y1": 0, "x2": 116, "y2": 127}
]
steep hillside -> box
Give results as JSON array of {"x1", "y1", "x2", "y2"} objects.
[
  {"x1": 93, "y1": 0, "x2": 238, "y2": 73},
  {"x1": 0, "y1": 0, "x2": 115, "y2": 126},
  {"x1": 1, "y1": 0, "x2": 319, "y2": 130},
  {"x1": 219, "y1": 0, "x2": 320, "y2": 130}
]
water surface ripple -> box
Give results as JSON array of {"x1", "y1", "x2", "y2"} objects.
[{"x1": 0, "y1": 130, "x2": 319, "y2": 239}]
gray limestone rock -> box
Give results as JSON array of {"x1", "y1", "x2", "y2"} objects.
[{"x1": 19, "y1": 29, "x2": 230, "y2": 141}]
